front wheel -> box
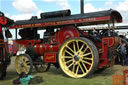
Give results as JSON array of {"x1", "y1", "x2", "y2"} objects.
[
  {"x1": 58, "y1": 37, "x2": 99, "y2": 78},
  {"x1": 15, "y1": 54, "x2": 33, "y2": 75}
]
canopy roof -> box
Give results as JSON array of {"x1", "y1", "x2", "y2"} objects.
[{"x1": 10, "y1": 9, "x2": 122, "y2": 29}]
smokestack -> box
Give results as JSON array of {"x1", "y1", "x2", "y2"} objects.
[{"x1": 80, "y1": 0, "x2": 84, "y2": 14}]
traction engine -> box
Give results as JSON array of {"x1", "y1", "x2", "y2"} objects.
[
  {"x1": 9, "y1": 9, "x2": 122, "y2": 78},
  {"x1": 0, "y1": 11, "x2": 13, "y2": 79}
]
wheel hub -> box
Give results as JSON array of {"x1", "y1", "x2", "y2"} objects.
[
  {"x1": 74, "y1": 55, "x2": 80, "y2": 61},
  {"x1": 20, "y1": 63, "x2": 24, "y2": 67}
]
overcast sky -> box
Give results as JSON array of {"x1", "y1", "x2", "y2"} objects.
[{"x1": 0, "y1": 0, "x2": 128, "y2": 25}]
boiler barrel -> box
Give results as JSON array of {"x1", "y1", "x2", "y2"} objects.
[
  {"x1": 40, "y1": 9, "x2": 71, "y2": 19},
  {"x1": 34, "y1": 44, "x2": 58, "y2": 55}
]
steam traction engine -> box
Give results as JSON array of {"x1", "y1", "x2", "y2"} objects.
[
  {"x1": 0, "y1": 11, "x2": 13, "y2": 79},
  {"x1": 10, "y1": 9, "x2": 122, "y2": 78}
]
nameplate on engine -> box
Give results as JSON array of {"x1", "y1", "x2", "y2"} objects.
[{"x1": 44, "y1": 53, "x2": 56, "y2": 63}]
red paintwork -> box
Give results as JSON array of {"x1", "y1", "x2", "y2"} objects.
[
  {"x1": 0, "y1": 15, "x2": 13, "y2": 67},
  {"x1": 49, "y1": 32, "x2": 58, "y2": 45},
  {"x1": 10, "y1": 16, "x2": 110, "y2": 29},
  {"x1": 44, "y1": 53, "x2": 56, "y2": 63},
  {"x1": 80, "y1": 30, "x2": 89, "y2": 37},
  {"x1": 0, "y1": 16, "x2": 8, "y2": 60},
  {"x1": 0, "y1": 16, "x2": 8, "y2": 32},
  {"x1": 34, "y1": 44, "x2": 58, "y2": 55},
  {"x1": 16, "y1": 40, "x2": 41, "y2": 46},
  {"x1": 0, "y1": 17, "x2": 7, "y2": 25},
  {"x1": 98, "y1": 37, "x2": 115, "y2": 68},
  {"x1": 7, "y1": 40, "x2": 18, "y2": 54},
  {"x1": 96, "y1": 42, "x2": 102, "y2": 53},
  {"x1": 58, "y1": 26, "x2": 79, "y2": 44},
  {"x1": 34, "y1": 26, "x2": 79, "y2": 62},
  {"x1": 35, "y1": 44, "x2": 40, "y2": 54},
  {"x1": 34, "y1": 43, "x2": 58, "y2": 63}
]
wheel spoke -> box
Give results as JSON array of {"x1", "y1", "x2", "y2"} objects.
[
  {"x1": 76, "y1": 41, "x2": 79, "y2": 51},
  {"x1": 84, "y1": 57, "x2": 92, "y2": 60},
  {"x1": 65, "y1": 50, "x2": 74, "y2": 57},
  {"x1": 26, "y1": 61, "x2": 30, "y2": 65},
  {"x1": 79, "y1": 63, "x2": 85, "y2": 73},
  {"x1": 72, "y1": 64, "x2": 76, "y2": 73},
  {"x1": 83, "y1": 52, "x2": 91, "y2": 57},
  {"x1": 73, "y1": 42, "x2": 76, "y2": 52},
  {"x1": 81, "y1": 61, "x2": 88, "y2": 72},
  {"x1": 66, "y1": 45, "x2": 74, "y2": 53},
  {"x1": 23, "y1": 57, "x2": 27, "y2": 61},
  {"x1": 65, "y1": 59, "x2": 73, "y2": 64},
  {"x1": 24, "y1": 62, "x2": 28, "y2": 67},
  {"x1": 64, "y1": 56, "x2": 73, "y2": 58},
  {"x1": 81, "y1": 60, "x2": 92, "y2": 65},
  {"x1": 79, "y1": 44, "x2": 85, "y2": 52},
  {"x1": 83, "y1": 46, "x2": 88, "y2": 53},
  {"x1": 67, "y1": 62, "x2": 74, "y2": 68},
  {"x1": 76, "y1": 64, "x2": 80, "y2": 74}
]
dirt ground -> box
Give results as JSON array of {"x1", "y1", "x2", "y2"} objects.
[{"x1": 1, "y1": 57, "x2": 128, "y2": 85}]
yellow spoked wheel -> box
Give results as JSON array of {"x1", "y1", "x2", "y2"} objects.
[
  {"x1": 58, "y1": 37, "x2": 99, "y2": 78},
  {"x1": 15, "y1": 54, "x2": 33, "y2": 75}
]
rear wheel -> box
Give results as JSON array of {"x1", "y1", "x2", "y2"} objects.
[
  {"x1": 15, "y1": 54, "x2": 33, "y2": 75},
  {"x1": 58, "y1": 37, "x2": 99, "y2": 78}
]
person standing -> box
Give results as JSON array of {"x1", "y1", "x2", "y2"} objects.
[{"x1": 120, "y1": 43, "x2": 128, "y2": 65}]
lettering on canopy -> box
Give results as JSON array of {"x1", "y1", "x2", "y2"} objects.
[{"x1": 11, "y1": 16, "x2": 110, "y2": 29}]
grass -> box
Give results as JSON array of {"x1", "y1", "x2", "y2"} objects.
[{"x1": 1, "y1": 57, "x2": 128, "y2": 85}]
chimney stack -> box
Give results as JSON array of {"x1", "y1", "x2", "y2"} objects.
[{"x1": 80, "y1": 0, "x2": 84, "y2": 14}]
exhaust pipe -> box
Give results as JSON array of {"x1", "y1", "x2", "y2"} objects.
[{"x1": 80, "y1": 0, "x2": 84, "y2": 14}]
